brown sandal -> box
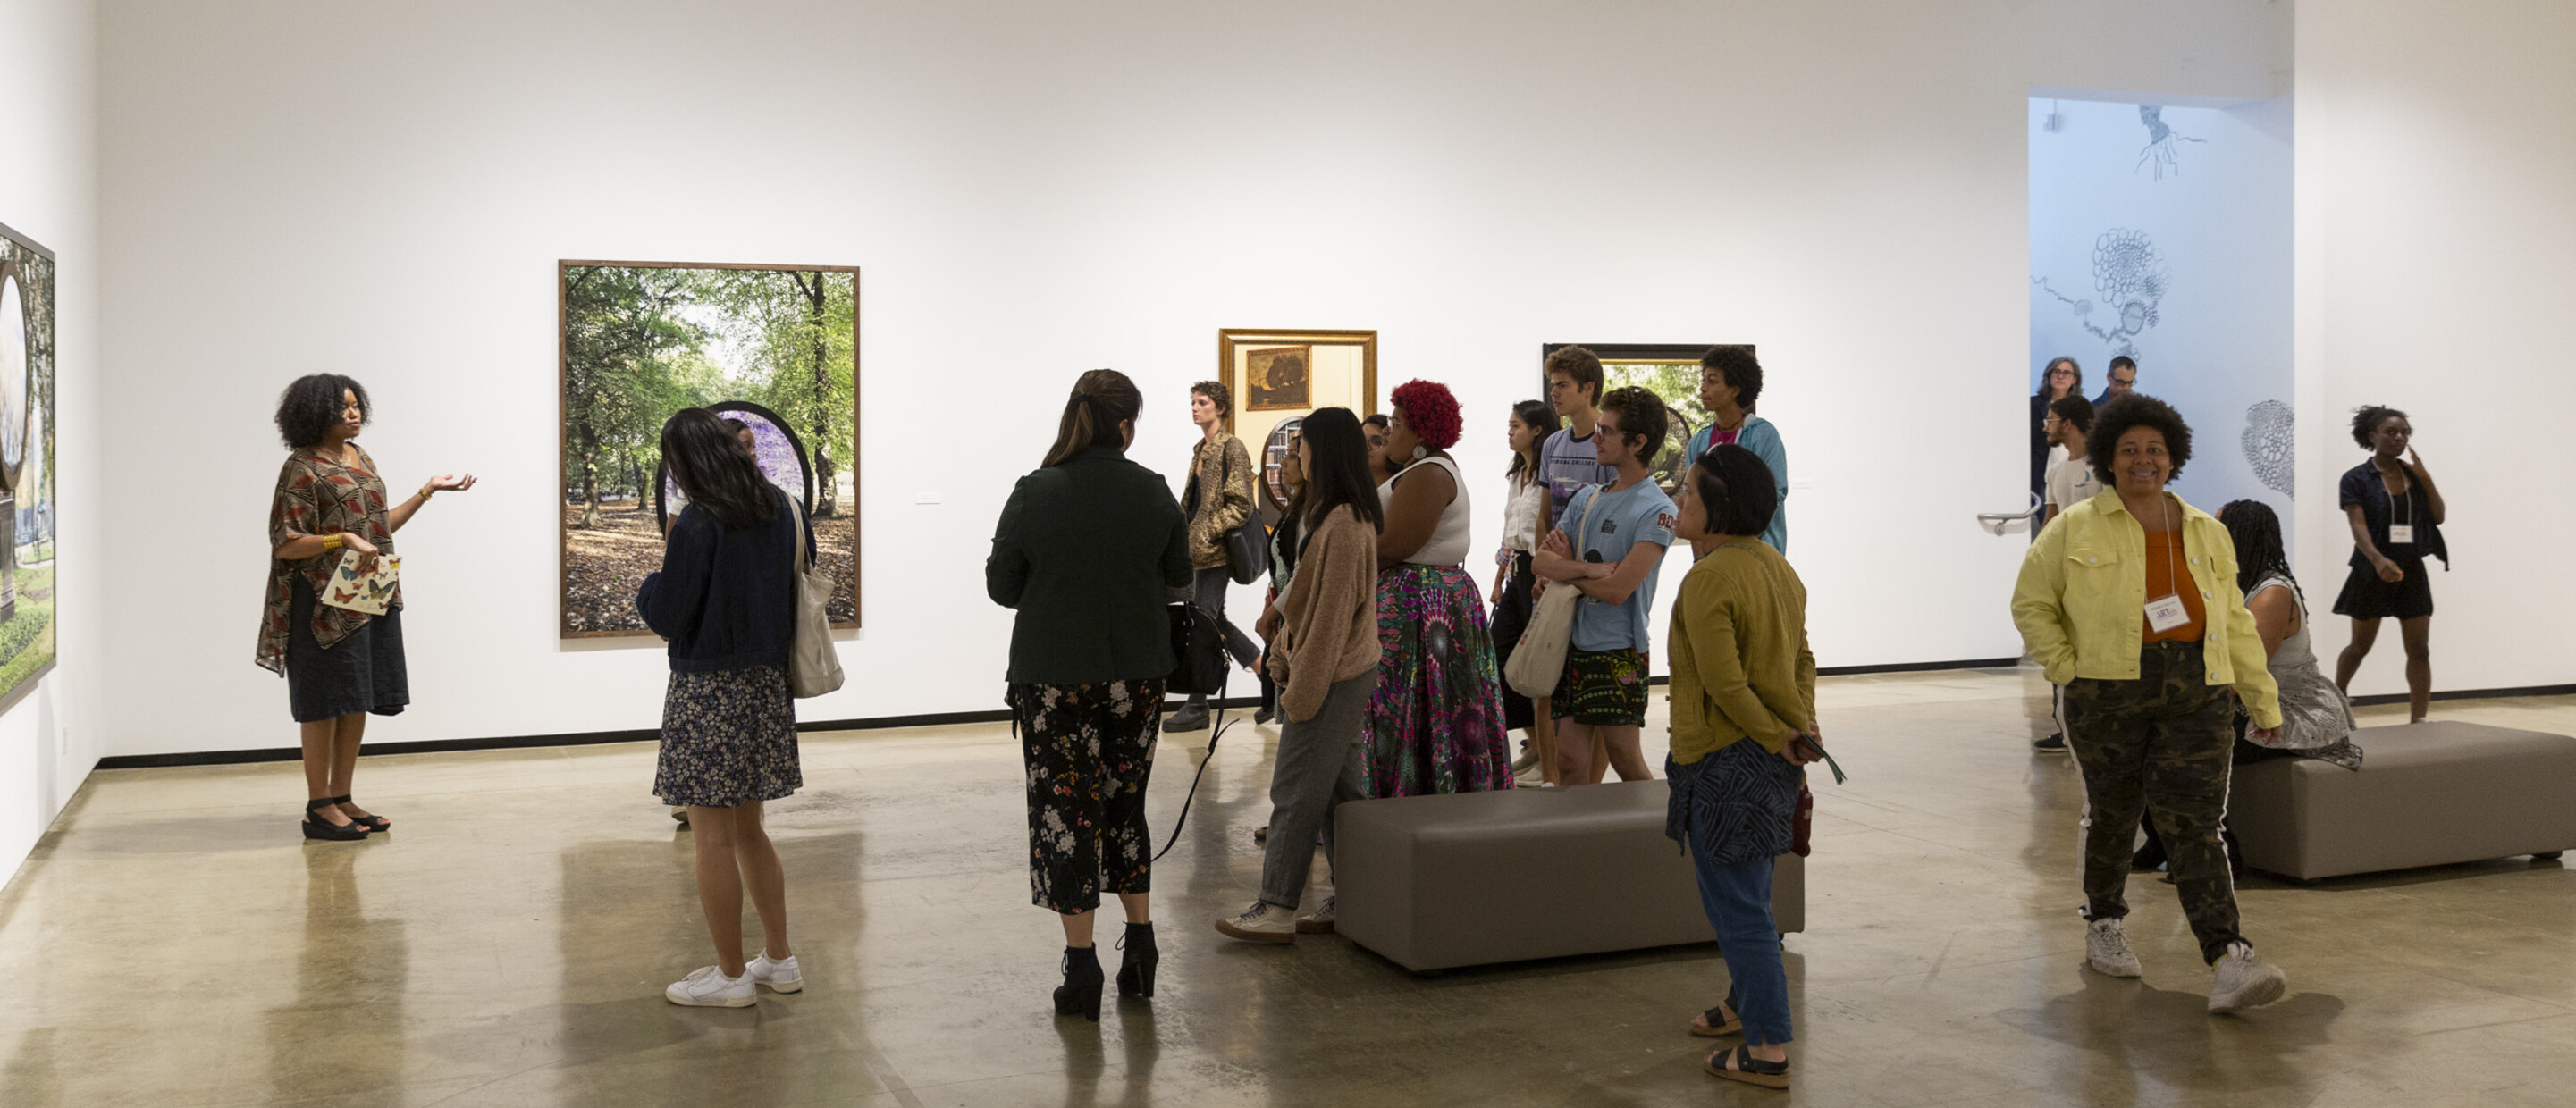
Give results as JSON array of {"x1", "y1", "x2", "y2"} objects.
[
  {"x1": 1705, "y1": 1044, "x2": 1789, "y2": 1090},
  {"x1": 1688, "y1": 1003, "x2": 1741, "y2": 1037}
]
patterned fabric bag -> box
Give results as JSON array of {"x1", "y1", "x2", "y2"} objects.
[{"x1": 317, "y1": 549, "x2": 400, "y2": 616}]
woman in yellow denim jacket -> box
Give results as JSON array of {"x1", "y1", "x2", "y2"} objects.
[{"x1": 2010, "y1": 394, "x2": 2291, "y2": 1015}]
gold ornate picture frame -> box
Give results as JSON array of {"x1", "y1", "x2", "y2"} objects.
[{"x1": 1218, "y1": 327, "x2": 1376, "y2": 457}]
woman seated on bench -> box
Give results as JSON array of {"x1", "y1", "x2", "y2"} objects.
[{"x1": 2135, "y1": 499, "x2": 2361, "y2": 874}]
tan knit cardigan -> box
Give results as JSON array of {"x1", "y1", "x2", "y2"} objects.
[{"x1": 1266, "y1": 505, "x2": 1383, "y2": 722}]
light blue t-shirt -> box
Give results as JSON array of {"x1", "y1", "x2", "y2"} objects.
[{"x1": 1556, "y1": 479, "x2": 1678, "y2": 652}]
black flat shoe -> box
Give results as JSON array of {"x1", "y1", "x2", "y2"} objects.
[
  {"x1": 301, "y1": 797, "x2": 370, "y2": 842},
  {"x1": 1115, "y1": 923, "x2": 1158, "y2": 1000},
  {"x1": 1054, "y1": 946, "x2": 1103, "y2": 1022},
  {"x1": 332, "y1": 794, "x2": 389, "y2": 833}
]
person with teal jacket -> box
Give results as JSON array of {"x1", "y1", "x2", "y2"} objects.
[{"x1": 1680, "y1": 346, "x2": 1789, "y2": 555}]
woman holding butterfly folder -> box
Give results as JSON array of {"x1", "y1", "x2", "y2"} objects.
[{"x1": 258, "y1": 374, "x2": 476, "y2": 843}]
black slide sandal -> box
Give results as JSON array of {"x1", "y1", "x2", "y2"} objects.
[
  {"x1": 1706, "y1": 1044, "x2": 1790, "y2": 1090},
  {"x1": 301, "y1": 797, "x2": 370, "y2": 842}
]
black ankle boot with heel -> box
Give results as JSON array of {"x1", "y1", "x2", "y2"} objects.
[
  {"x1": 1115, "y1": 922, "x2": 1158, "y2": 1000},
  {"x1": 1054, "y1": 945, "x2": 1104, "y2": 1021}
]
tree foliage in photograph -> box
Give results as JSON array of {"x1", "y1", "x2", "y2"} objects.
[
  {"x1": 561, "y1": 265, "x2": 712, "y2": 528},
  {"x1": 696, "y1": 269, "x2": 856, "y2": 516}
]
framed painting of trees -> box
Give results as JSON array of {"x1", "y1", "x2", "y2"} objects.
[
  {"x1": 559, "y1": 261, "x2": 859, "y2": 637},
  {"x1": 0, "y1": 220, "x2": 56, "y2": 710}
]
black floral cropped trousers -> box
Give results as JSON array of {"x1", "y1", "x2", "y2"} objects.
[{"x1": 1011, "y1": 678, "x2": 1163, "y2": 914}]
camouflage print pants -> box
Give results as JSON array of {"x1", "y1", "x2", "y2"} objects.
[{"x1": 2064, "y1": 641, "x2": 2244, "y2": 964}]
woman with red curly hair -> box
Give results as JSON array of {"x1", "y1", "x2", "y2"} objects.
[{"x1": 1361, "y1": 381, "x2": 1515, "y2": 797}]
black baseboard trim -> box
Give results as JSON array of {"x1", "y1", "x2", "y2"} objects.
[
  {"x1": 1816, "y1": 657, "x2": 2023, "y2": 676},
  {"x1": 93, "y1": 697, "x2": 1267, "y2": 769},
  {"x1": 2349, "y1": 683, "x2": 2576, "y2": 708}
]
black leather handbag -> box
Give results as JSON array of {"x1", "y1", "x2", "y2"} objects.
[{"x1": 1165, "y1": 602, "x2": 1228, "y2": 697}]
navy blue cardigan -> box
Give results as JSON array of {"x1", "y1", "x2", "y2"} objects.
[{"x1": 636, "y1": 487, "x2": 815, "y2": 673}]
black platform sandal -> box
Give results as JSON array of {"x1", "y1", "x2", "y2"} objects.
[
  {"x1": 1689, "y1": 995, "x2": 1741, "y2": 1037},
  {"x1": 1054, "y1": 946, "x2": 1104, "y2": 1022},
  {"x1": 332, "y1": 795, "x2": 390, "y2": 833},
  {"x1": 1705, "y1": 1043, "x2": 1790, "y2": 1090},
  {"x1": 302, "y1": 797, "x2": 370, "y2": 842},
  {"x1": 1115, "y1": 922, "x2": 1158, "y2": 1000}
]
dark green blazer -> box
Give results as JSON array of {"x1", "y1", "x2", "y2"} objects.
[{"x1": 988, "y1": 445, "x2": 1194, "y2": 686}]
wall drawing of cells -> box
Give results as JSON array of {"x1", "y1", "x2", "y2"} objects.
[{"x1": 2243, "y1": 399, "x2": 2294, "y2": 497}]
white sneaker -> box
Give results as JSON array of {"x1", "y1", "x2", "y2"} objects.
[
  {"x1": 665, "y1": 965, "x2": 756, "y2": 1007},
  {"x1": 2084, "y1": 917, "x2": 2142, "y2": 978},
  {"x1": 2208, "y1": 943, "x2": 2286, "y2": 1013},
  {"x1": 746, "y1": 952, "x2": 802, "y2": 994},
  {"x1": 1214, "y1": 901, "x2": 1295, "y2": 944},
  {"x1": 1295, "y1": 896, "x2": 1336, "y2": 935}
]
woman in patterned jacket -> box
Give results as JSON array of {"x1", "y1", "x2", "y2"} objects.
[{"x1": 259, "y1": 374, "x2": 475, "y2": 842}]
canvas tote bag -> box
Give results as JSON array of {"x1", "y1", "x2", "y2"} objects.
[
  {"x1": 786, "y1": 498, "x2": 846, "y2": 698},
  {"x1": 1503, "y1": 485, "x2": 1606, "y2": 699}
]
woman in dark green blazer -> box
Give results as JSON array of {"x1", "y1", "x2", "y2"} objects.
[{"x1": 987, "y1": 369, "x2": 1192, "y2": 1022}]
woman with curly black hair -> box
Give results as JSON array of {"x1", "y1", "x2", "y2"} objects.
[
  {"x1": 2010, "y1": 394, "x2": 2289, "y2": 1013},
  {"x1": 2332, "y1": 406, "x2": 2446, "y2": 722},
  {"x1": 1361, "y1": 380, "x2": 1514, "y2": 798},
  {"x1": 259, "y1": 374, "x2": 476, "y2": 841}
]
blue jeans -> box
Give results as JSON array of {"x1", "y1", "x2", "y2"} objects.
[{"x1": 1692, "y1": 849, "x2": 1792, "y2": 1046}]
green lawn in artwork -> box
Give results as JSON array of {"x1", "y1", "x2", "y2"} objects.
[{"x1": 0, "y1": 560, "x2": 59, "y2": 698}]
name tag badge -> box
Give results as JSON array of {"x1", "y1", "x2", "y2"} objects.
[
  {"x1": 2388, "y1": 525, "x2": 2415, "y2": 545},
  {"x1": 2144, "y1": 594, "x2": 2189, "y2": 633}
]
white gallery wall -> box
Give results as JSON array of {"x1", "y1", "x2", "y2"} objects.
[
  {"x1": 93, "y1": 0, "x2": 2308, "y2": 758},
  {"x1": 0, "y1": 0, "x2": 100, "y2": 864},
  {"x1": 2294, "y1": 0, "x2": 2576, "y2": 698}
]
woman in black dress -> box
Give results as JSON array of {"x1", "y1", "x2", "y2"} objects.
[
  {"x1": 259, "y1": 375, "x2": 476, "y2": 842},
  {"x1": 2332, "y1": 406, "x2": 2447, "y2": 722},
  {"x1": 2030, "y1": 357, "x2": 2082, "y2": 512}
]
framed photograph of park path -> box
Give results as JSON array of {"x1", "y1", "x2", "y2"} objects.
[
  {"x1": 0, "y1": 221, "x2": 57, "y2": 710},
  {"x1": 1219, "y1": 329, "x2": 1376, "y2": 475},
  {"x1": 559, "y1": 261, "x2": 860, "y2": 638}
]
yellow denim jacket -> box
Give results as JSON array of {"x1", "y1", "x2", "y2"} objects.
[{"x1": 2011, "y1": 491, "x2": 2283, "y2": 729}]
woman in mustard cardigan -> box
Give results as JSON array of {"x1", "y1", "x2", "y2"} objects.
[
  {"x1": 1664, "y1": 444, "x2": 1818, "y2": 1090},
  {"x1": 2011, "y1": 394, "x2": 2289, "y2": 1015},
  {"x1": 1216, "y1": 408, "x2": 1385, "y2": 943}
]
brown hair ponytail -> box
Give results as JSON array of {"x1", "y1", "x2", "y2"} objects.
[{"x1": 1043, "y1": 369, "x2": 1144, "y2": 467}]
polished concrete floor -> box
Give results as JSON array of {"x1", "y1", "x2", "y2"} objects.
[{"x1": 4, "y1": 669, "x2": 2574, "y2": 1107}]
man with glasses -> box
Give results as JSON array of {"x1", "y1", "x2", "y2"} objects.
[{"x1": 2093, "y1": 356, "x2": 2138, "y2": 407}]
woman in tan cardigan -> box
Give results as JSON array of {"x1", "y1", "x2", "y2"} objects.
[{"x1": 1215, "y1": 408, "x2": 1385, "y2": 943}]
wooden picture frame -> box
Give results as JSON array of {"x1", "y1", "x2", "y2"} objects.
[
  {"x1": 1219, "y1": 328, "x2": 1376, "y2": 468},
  {"x1": 559, "y1": 260, "x2": 862, "y2": 638}
]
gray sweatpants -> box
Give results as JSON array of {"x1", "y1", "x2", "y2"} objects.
[{"x1": 1259, "y1": 670, "x2": 1381, "y2": 910}]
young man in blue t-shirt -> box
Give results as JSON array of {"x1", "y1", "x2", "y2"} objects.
[
  {"x1": 1536, "y1": 345, "x2": 1618, "y2": 535},
  {"x1": 1679, "y1": 344, "x2": 1789, "y2": 555},
  {"x1": 1534, "y1": 385, "x2": 1679, "y2": 785}
]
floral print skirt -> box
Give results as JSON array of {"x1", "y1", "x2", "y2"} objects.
[
  {"x1": 654, "y1": 666, "x2": 801, "y2": 809},
  {"x1": 1010, "y1": 678, "x2": 1163, "y2": 914},
  {"x1": 1361, "y1": 564, "x2": 1514, "y2": 798}
]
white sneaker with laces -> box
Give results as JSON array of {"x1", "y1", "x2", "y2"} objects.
[
  {"x1": 1214, "y1": 901, "x2": 1294, "y2": 944},
  {"x1": 2207, "y1": 942, "x2": 2286, "y2": 1012},
  {"x1": 665, "y1": 965, "x2": 756, "y2": 1007},
  {"x1": 2085, "y1": 917, "x2": 2142, "y2": 978},
  {"x1": 746, "y1": 952, "x2": 802, "y2": 994},
  {"x1": 1295, "y1": 896, "x2": 1335, "y2": 935}
]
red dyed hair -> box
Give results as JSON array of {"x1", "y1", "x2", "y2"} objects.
[{"x1": 1388, "y1": 380, "x2": 1462, "y2": 450}]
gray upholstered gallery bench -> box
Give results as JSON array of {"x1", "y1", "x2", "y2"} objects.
[
  {"x1": 2228, "y1": 721, "x2": 2576, "y2": 881},
  {"x1": 1333, "y1": 780, "x2": 1803, "y2": 972}
]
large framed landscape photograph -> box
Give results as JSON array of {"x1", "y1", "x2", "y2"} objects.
[
  {"x1": 0, "y1": 222, "x2": 56, "y2": 709},
  {"x1": 559, "y1": 261, "x2": 860, "y2": 637}
]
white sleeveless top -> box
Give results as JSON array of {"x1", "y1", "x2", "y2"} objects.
[{"x1": 1380, "y1": 454, "x2": 1474, "y2": 567}]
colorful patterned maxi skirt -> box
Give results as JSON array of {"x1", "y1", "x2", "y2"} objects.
[{"x1": 1360, "y1": 564, "x2": 1515, "y2": 797}]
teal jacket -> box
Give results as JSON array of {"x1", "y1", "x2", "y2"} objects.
[
  {"x1": 988, "y1": 445, "x2": 1195, "y2": 686},
  {"x1": 1685, "y1": 415, "x2": 1789, "y2": 554}
]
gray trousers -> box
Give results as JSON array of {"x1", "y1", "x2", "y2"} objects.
[
  {"x1": 1187, "y1": 567, "x2": 1261, "y2": 706},
  {"x1": 1259, "y1": 670, "x2": 1380, "y2": 910}
]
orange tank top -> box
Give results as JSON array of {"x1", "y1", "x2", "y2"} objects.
[{"x1": 2141, "y1": 528, "x2": 2207, "y2": 643}]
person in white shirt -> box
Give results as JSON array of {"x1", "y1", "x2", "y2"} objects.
[
  {"x1": 1490, "y1": 399, "x2": 1562, "y2": 785},
  {"x1": 2042, "y1": 395, "x2": 2100, "y2": 526}
]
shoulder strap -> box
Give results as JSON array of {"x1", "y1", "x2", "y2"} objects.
[{"x1": 786, "y1": 489, "x2": 812, "y2": 572}]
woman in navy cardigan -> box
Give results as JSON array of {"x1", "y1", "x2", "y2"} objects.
[{"x1": 637, "y1": 407, "x2": 813, "y2": 1008}]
